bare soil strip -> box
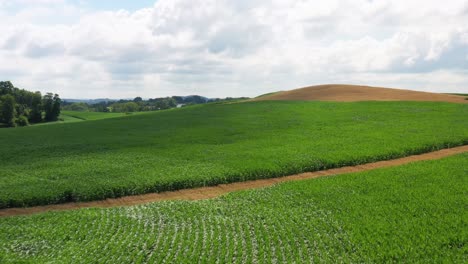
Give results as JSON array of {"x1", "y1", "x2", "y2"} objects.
[{"x1": 1, "y1": 145, "x2": 467, "y2": 217}]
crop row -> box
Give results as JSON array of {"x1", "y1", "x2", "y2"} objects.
[
  {"x1": 0, "y1": 153, "x2": 466, "y2": 263},
  {"x1": 0, "y1": 101, "x2": 467, "y2": 208}
]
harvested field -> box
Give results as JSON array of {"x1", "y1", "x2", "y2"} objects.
[{"x1": 253, "y1": 84, "x2": 468, "y2": 103}]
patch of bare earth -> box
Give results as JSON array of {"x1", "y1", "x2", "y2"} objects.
[
  {"x1": 1, "y1": 145, "x2": 467, "y2": 217},
  {"x1": 252, "y1": 84, "x2": 467, "y2": 103}
]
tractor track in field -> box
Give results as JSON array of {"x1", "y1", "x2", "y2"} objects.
[{"x1": 1, "y1": 145, "x2": 467, "y2": 217}]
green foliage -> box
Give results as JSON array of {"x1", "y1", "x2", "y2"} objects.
[
  {"x1": 110, "y1": 101, "x2": 140, "y2": 112},
  {"x1": 52, "y1": 94, "x2": 61, "y2": 118},
  {"x1": 0, "y1": 154, "x2": 466, "y2": 263},
  {"x1": 0, "y1": 94, "x2": 16, "y2": 127},
  {"x1": 149, "y1": 97, "x2": 177, "y2": 110},
  {"x1": 0, "y1": 101, "x2": 466, "y2": 208},
  {"x1": 0, "y1": 81, "x2": 14, "y2": 96},
  {"x1": 64, "y1": 95, "x2": 245, "y2": 113},
  {"x1": 0, "y1": 81, "x2": 60, "y2": 125},
  {"x1": 63, "y1": 102, "x2": 90, "y2": 112},
  {"x1": 42, "y1": 93, "x2": 53, "y2": 121},
  {"x1": 29, "y1": 92, "x2": 42, "y2": 123},
  {"x1": 43, "y1": 93, "x2": 61, "y2": 122},
  {"x1": 15, "y1": 115, "x2": 29, "y2": 127}
]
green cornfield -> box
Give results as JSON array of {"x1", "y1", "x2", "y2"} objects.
[
  {"x1": 0, "y1": 101, "x2": 467, "y2": 208},
  {"x1": 0, "y1": 153, "x2": 466, "y2": 263}
]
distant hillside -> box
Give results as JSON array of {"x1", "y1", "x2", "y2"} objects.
[
  {"x1": 63, "y1": 95, "x2": 249, "y2": 113},
  {"x1": 63, "y1": 95, "x2": 247, "y2": 105},
  {"x1": 254, "y1": 84, "x2": 467, "y2": 103},
  {"x1": 63, "y1": 98, "x2": 118, "y2": 104}
]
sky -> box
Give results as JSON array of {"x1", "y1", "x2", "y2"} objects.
[{"x1": 0, "y1": 0, "x2": 467, "y2": 98}]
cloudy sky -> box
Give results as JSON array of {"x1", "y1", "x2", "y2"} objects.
[{"x1": 0, "y1": 0, "x2": 467, "y2": 98}]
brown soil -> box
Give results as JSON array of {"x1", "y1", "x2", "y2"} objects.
[
  {"x1": 253, "y1": 84, "x2": 467, "y2": 103},
  {"x1": 1, "y1": 145, "x2": 467, "y2": 218}
]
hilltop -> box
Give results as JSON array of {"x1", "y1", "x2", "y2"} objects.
[{"x1": 254, "y1": 84, "x2": 467, "y2": 103}]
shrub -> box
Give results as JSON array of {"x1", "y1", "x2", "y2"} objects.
[{"x1": 16, "y1": 115, "x2": 29, "y2": 127}]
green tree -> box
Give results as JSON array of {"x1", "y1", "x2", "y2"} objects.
[
  {"x1": 123, "y1": 102, "x2": 139, "y2": 112},
  {"x1": 64, "y1": 102, "x2": 89, "y2": 112},
  {"x1": 110, "y1": 102, "x2": 139, "y2": 112},
  {"x1": 0, "y1": 94, "x2": 17, "y2": 127},
  {"x1": 0, "y1": 81, "x2": 14, "y2": 96},
  {"x1": 0, "y1": 81, "x2": 61, "y2": 126},
  {"x1": 43, "y1": 93, "x2": 54, "y2": 121},
  {"x1": 29, "y1": 92, "x2": 43, "y2": 123},
  {"x1": 52, "y1": 94, "x2": 61, "y2": 120},
  {"x1": 154, "y1": 97, "x2": 177, "y2": 110},
  {"x1": 43, "y1": 93, "x2": 61, "y2": 121}
]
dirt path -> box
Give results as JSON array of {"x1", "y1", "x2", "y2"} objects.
[{"x1": 1, "y1": 145, "x2": 467, "y2": 217}]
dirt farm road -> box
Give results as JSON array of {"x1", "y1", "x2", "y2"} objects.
[{"x1": 1, "y1": 145, "x2": 467, "y2": 217}]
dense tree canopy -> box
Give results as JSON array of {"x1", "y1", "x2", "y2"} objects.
[
  {"x1": 43, "y1": 93, "x2": 61, "y2": 121},
  {"x1": 0, "y1": 81, "x2": 61, "y2": 127},
  {"x1": 0, "y1": 94, "x2": 16, "y2": 127}
]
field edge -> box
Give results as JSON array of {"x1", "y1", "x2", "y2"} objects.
[{"x1": 1, "y1": 144, "x2": 467, "y2": 217}]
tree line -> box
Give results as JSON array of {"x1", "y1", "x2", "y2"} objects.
[
  {"x1": 63, "y1": 95, "x2": 248, "y2": 113},
  {"x1": 0, "y1": 81, "x2": 61, "y2": 127}
]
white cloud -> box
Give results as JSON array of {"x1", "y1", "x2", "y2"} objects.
[{"x1": 0, "y1": 0, "x2": 467, "y2": 98}]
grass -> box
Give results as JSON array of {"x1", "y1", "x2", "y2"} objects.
[
  {"x1": 60, "y1": 111, "x2": 146, "y2": 121},
  {"x1": 27, "y1": 111, "x2": 142, "y2": 127},
  {"x1": 0, "y1": 101, "x2": 467, "y2": 208},
  {"x1": 0, "y1": 153, "x2": 466, "y2": 263},
  {"x1": 58, "y1": 114, "x2": 83, "y2": 123}
]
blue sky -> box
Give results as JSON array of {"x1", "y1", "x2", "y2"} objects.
[{"x1": 0, "y1": 0, "x2": 467, "y2": 98}]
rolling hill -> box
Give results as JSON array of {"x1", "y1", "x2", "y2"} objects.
[
  {"x1": 253, "y1": 84, "x2": 467, "y2": 103},
  {"x1": 1, "y1": 85, "x2": 467, "y2": 263},
  {"x1": 0, "y1": 100, "x2": 466, "y2": 208}
]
